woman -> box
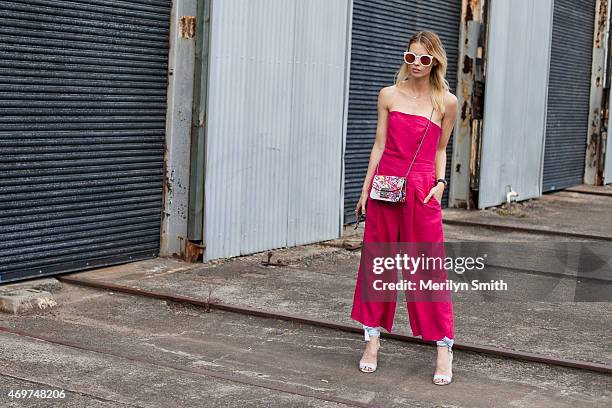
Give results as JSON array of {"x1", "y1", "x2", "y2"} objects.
[{"x1": 350, "y1": 31, "x2": 458, "y2": 385}]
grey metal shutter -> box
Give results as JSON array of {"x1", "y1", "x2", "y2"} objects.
[
  {"x1": 0, "y1": 0, "x2": 171, "y2": 283},
  {"x1": 543, "y1": 0, "x2": 595, "y2": 191},
  {"x1": 345, "y1": 0, "x2": 461, "y2": 223}
]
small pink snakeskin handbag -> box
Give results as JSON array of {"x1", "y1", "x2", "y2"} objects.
[{"x1": 369, "y1": 108, "x2": 435, "y2": 203}]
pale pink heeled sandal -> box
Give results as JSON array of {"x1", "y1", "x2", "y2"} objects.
[
  {"x1": 432, "y1": 347, "x2": 453, "y2": 385},
  {"x1": 359, "y1": 340, "x2": 380, "y2": 373}
]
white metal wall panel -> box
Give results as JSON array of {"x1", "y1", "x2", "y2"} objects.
[
  {"x1": 205, "y1": 0, "x2": 350, "y2": 259},
  {"x1": 286, "y1": 0, "x2": 350, "y2": 247},
  {"x1": 478, "y1": 0, "x2": 554, "y2": 208}
]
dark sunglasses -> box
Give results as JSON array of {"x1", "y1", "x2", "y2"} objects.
[{"x1": 403, "y1": 51, "x2": 434, "y2": 67}]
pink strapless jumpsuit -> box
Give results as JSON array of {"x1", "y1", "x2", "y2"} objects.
[{"x1": 350, "y1": 110, "x2": 454, "y2": 345}]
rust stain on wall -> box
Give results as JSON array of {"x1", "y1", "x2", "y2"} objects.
[{"x1": 594, "y1": 0, "x2": 608, "y2": 48}]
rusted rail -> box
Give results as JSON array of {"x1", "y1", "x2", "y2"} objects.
[{"x1": 56, "y1": 275, "x2": 612, "y2": 375}]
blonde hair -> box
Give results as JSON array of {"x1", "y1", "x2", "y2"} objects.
[{"x1": 394, "y1": 31, "x2": 449, "y2": 116}]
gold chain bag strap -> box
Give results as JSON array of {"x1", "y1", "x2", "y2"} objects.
[{"x1": 369, "y1": 108, "x2": 435, "y2": 203}]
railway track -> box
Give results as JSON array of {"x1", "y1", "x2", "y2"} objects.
[{"x1": 56, "y1": 275, "x2": 612, "y2": 375}]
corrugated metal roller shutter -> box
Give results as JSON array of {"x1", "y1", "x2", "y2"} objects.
[
  {"x1": 543, "y1": 0, "x2": 595, "y2": 191},
  {"x1": 0, "y1": 0, "x2": 171, "y2": 283},
  {"x1": 345, "y1": 0, "x2": 461, "y2": 223}
]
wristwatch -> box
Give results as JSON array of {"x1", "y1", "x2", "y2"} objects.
[{"x1": 436, "y1": 178, "x2": 448, "y2": 187}]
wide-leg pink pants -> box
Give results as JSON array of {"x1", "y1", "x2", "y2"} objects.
[{"x1": 350, "y1": 170, "x2": 454, "y2": 341}]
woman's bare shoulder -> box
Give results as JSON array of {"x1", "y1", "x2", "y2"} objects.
[
  {"x1": 444, "y1": 90, "x2": 458, "y2": 110},
  {"x1": 380, "y1": 84, "x2": 397, "y2": 96},
  {"x1": 378, "y1": 85, "x2": 397, "y2": 107}
]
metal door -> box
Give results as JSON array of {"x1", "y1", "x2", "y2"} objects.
[
  {"x1": 344, "y1": 0, "x2": 462, "y2": 223},
  {"x1": 0, "y1": 1, "x2": 171, "y2": 282},
  {"x1": 478, "y1": 0, "x2": 554, "y2": 208},
  {"x1": 542, "y1": 0, "x2": 596, "y2": 191}
]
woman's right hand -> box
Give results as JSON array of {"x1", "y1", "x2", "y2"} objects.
[{"x1": 355, "y1": 192, "x2": 368, "y2": 217}]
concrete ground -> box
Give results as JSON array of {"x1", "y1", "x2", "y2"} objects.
[
  {"x1": 54, "y1": 241, "x2": 612, "y2": 365},
  {"x1": 1, "y1": 284, "x2": 610, "y2": 408},
  {"x1": 1, "y1": 185, "x2": 611, "y2": 407},
  {"x1": 442, "y1": 189, "x2": 612, "y2": 239}
]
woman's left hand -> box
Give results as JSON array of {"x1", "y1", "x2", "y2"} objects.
[{"x1": 424, "y1": 183, "x2": 444, "y2": 205}]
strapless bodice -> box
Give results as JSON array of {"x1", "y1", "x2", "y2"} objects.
[{"x1": 376, "y1": 110, "x2": 442, "y2": 178}]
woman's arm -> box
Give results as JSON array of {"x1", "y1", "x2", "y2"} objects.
[
  {"x1": 435, "y1": 92, "x2": 458, "y2": 178},
  {"x1": 361, "y1": 88, "x2": 390, "y2": 196},
  {"x1": 425, "y1": 92, "x2": 458, "y2": 204},
  {"x1": 355, "y1": 87, "x2": 390, "y2": 217}
]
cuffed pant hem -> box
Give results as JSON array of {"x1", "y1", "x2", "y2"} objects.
[
  {"x1": 362, "y1": 324, "x2": 381, "y2": 341},
  {"x1": 436, "y1": 336, "x2": 454, "y2": 350}
]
